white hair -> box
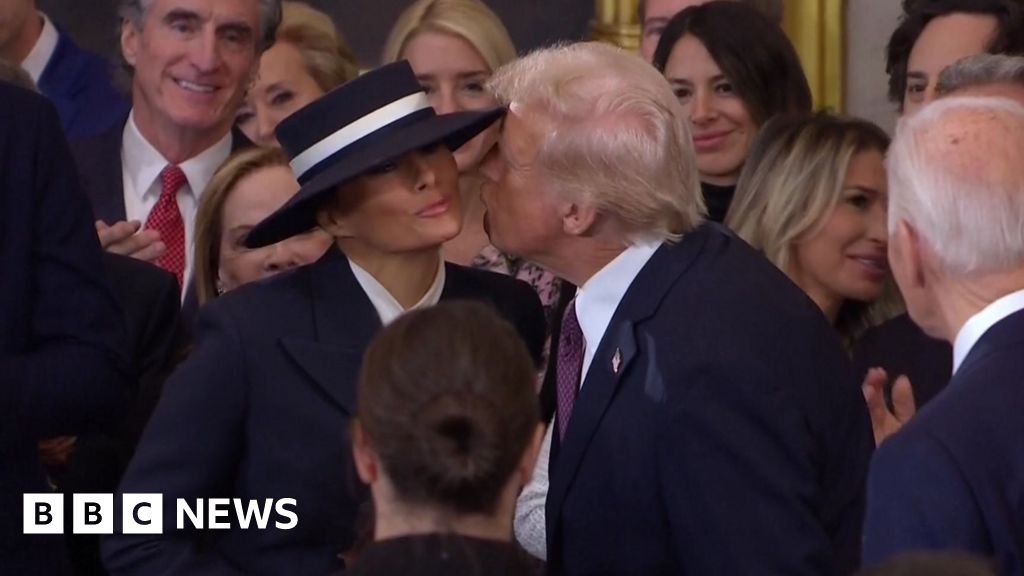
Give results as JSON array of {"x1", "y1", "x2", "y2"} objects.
[
  {"x1": 487, "y1": 42, "x2": 703, "y2": 241},
  {"x1": 937, "y1": 54, "x2": 1024, "y2": 96},
  {"x1": 887, "y1": 96, "x2": 1024, "y2": 276}
]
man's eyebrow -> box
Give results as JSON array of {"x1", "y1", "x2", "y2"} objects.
[
  {"x1": 163, "y1": 8, "x2": 201, "y2": 24},
  {"x1": 217, "y1": 20, "x2": 255, "y2": 38}
]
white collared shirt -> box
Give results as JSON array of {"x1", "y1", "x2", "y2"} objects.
[
  {"x1": 348, "y1": 257, "x2": 446, "y2": 326},
  {"x1": 20, "y1": 13, "x2": 58, "y2": 84},
  {"x1": 574, "y1": 238, "x2": 662, "y2": 388},
  {"x1": 952, "y1": 287, "x2": 1024, "y2": 373},
  {"x1": 121, "y1": 111, "x2": 233, "y2": 293}
]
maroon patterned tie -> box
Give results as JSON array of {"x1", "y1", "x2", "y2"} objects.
[
  {"x1": 556, "y1": 300, "x2": 584, "y2": 442},
  {"x1": 146, "y1": 165, "x2": 187, "y2": 286}
]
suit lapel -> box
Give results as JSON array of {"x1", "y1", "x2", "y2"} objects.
[
  {"x1": 280, "y1": 246, "x2": 381, "y2": 415},
  {"x1": 83, "y1": 122, "x2": 128, "y2": 223},
  {"x1": 546, "y1": 224, "x2": 716, "y2": 540}
]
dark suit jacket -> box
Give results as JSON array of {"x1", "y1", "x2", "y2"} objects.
[
  {"x1": 38, "y1": 27, "x2": 129, "y2": 140},
  {"x1": 853, "y1": 313, "x2": 952, "y2": 409},
  {"x1": 544, "y1": 224, "x2": 874, "y2": 576},
  {"x1": 863, "y1": 308, "x2": 1024, "y2": 575},
  {"x1": 57, "y1": 254, "x2": 183, "y2": 576},
  {"x1": 0, "y1": 82, "x2": 128, "y2": 575},
  {"x1": 70, "y1": 120, "x2": 252, "y2": 328},
  {"x1": 103, "y1": 246, "x2": 546, "y2": 576}
]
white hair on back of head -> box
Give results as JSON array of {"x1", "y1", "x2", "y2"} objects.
[
  {"x1": 887, "y1": 96, "x2": 1024, "y2": 277},
  {"x1": 488, "y1": 42, "x2": 703, "y2": 242}
]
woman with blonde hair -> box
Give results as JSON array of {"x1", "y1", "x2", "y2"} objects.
[
  {"x1": 727, "y1": 113, "x2": 897, "y2": 344},
  {"x1": 193, "y1": 147, "x2": 332, "y2": 304},
  {"x1": 726, "y1": 113, "x2": 914, "y2": 445},
  {"x1": 237, "y1": 1, "x2": 360, "y2": 147},
  {"x1": 383, "y1": 0, "x2": 564, "y2": 356}
]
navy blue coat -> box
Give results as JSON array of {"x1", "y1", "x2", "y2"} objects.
[
  {"x1": 545, "y1": 224, "x2": 874, "y2": 576},
  {"x1": 38, "y1": 27, "x2": 129, "y2": 140},
  {"x1": 863, "y1": 308, "x2": 1024, "y2": 574},
  {"x1": 0, "y1": 82, "x2": 129, "y2": 575},
  {"x1": 104, "y1": 246, "x2": 546, "y2": 575}
]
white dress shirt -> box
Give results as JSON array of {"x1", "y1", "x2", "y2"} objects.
[
  {"x1": 121, "y1": 111, "x2": 233, "y2": 293},
  {"x1": 348, "y1": 257, "x2": 446, "y2": 326},
  {"x1": 952, "y1": 287, "x2": 1024, "y2": 374},
  {"x1": 20, "y1": 13, "x2": 58, "y2": 84},
  {"x1": 575, "y1": 239, "x2": 662, "y2": 388},
  {"x1": 513, "y1": 238, "x2": 662, "y2": 559}
]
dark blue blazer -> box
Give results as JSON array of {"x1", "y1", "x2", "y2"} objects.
[
  {"x1": 38, "y1": 27, "x2": 129, "y2": 140},
  {"x1": 544, "y1": 224, "x2": 874, "y2": 576},
  {"x1": 103, "y1": 246, "x2": 546, "y2": 576},
  {"x1": 0, "y1": 82, "x2": 128, "y2": 575},
  {"x1": 863, "y1": 308, "x2": 1024, "y2": 574}
]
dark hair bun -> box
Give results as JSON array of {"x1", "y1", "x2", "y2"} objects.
[
  {"x1": 415, "y1": 392, "x2": 503, "y2": 504},
  {"x1": 356, "y1": 301, "x2": 540, "y2": 515}
]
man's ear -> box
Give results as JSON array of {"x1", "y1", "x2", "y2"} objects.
[
  {"x1": 561, "y1": 200, "x2": 599, "y2": 237},
  {"x1": 351, "y1": 421, "x2": 379, "y2": 486},
  {"x1": 120, "y1": 19, "x2": 140, "y2": 68},
  {"x1": 896, "y1": 219, "x2": 928, "y2": 289}
]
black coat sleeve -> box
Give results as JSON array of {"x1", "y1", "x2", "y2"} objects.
[{"x1": 0, "y1": 86, "x2": 129, "y2": 441}]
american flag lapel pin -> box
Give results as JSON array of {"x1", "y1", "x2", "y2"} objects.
[{"x1": 612, "y1": 348, "x2": 622, "y2": 374}]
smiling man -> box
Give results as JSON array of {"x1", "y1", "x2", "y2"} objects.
[{"x1": 71, "y1": 0, "x2": 280, "y2": 308}]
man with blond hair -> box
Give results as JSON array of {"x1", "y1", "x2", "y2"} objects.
[
  {"x1": 482, "y1": 42, "x2": 873, "y2": 575},
  {"x1": 862, "y1": 97, "x2": 1024, "y2": 573}
]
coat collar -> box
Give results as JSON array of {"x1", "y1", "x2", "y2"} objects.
[{"x1": 280, "y1": 246, "x2": 382, "y2": 415}]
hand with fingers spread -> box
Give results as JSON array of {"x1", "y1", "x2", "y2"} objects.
[
  {"x1": 96, "y1": 220, "x2": 166, "y2": 262},
  {"x1": 862, "y1": 367, "x2": 916, "y2": 446}
]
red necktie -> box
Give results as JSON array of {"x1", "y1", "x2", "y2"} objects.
[
  {"x1": 146, "y1": 165, "x2": 187, "y2": 286},
  {"x1": 556, "y1": 300, "x2": 584, "y2": 442}
]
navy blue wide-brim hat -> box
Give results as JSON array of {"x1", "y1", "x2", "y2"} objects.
[{"x1": 245, "y1": 60, "x2": 505, "y2": 248}]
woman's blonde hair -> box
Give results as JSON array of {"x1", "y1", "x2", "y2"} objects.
[
  {"x1": 276, "y1": 1, "x2": 359, "y2": 92},
  {"x1": 726, "y1": 113, "x2": 900, "y2": 343},
  {"x1": 194, "y1": 147, "x2": 291, "y2": 305},
  {"x1": 381, "y1": 0, "x2": 516, "y2": 71}
]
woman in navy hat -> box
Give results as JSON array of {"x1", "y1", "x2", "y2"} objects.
[{"x1": 104, "y1": 61, "x2": 546, "y2": 576}]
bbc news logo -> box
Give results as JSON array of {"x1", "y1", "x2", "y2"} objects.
[{"x1": 24, "y1": 494, "x2": 297, "y2": 534}]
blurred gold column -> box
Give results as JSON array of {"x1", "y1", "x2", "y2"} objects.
[
  {"x1": 589, "y1": 0, "x2": 846, "y2": 112},
  {"x1": 783, "y1": 0, "x2": 846, "y2": 112},
  {"x1": 590, "y1": 0, "x2": 642, "y2": 53}
]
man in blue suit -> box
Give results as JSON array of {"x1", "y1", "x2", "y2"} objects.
[
  {"x1": 481, "y1": 43, "x2": 874, "y2": 575},
  {"x1": 862, "y1": 94, "x2": 1024, "y2": 573},
  {"x1": 0, "y1": 81, "x2": 129, "y2": 575},
  {"x1": 0, "y1": 0, "x2": 129, "y2": 138}
]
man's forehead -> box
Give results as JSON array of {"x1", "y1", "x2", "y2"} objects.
[
  {"x1": 645, "y1": 0, "x2": 709, "y2": 19},
  {"x1": 145, "y1": 0, "x2": 260, "y2": 24}
]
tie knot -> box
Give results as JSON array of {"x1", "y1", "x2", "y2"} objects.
[{"x1": 160, "y1": 165, "x2": 187, "y2": 197}]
